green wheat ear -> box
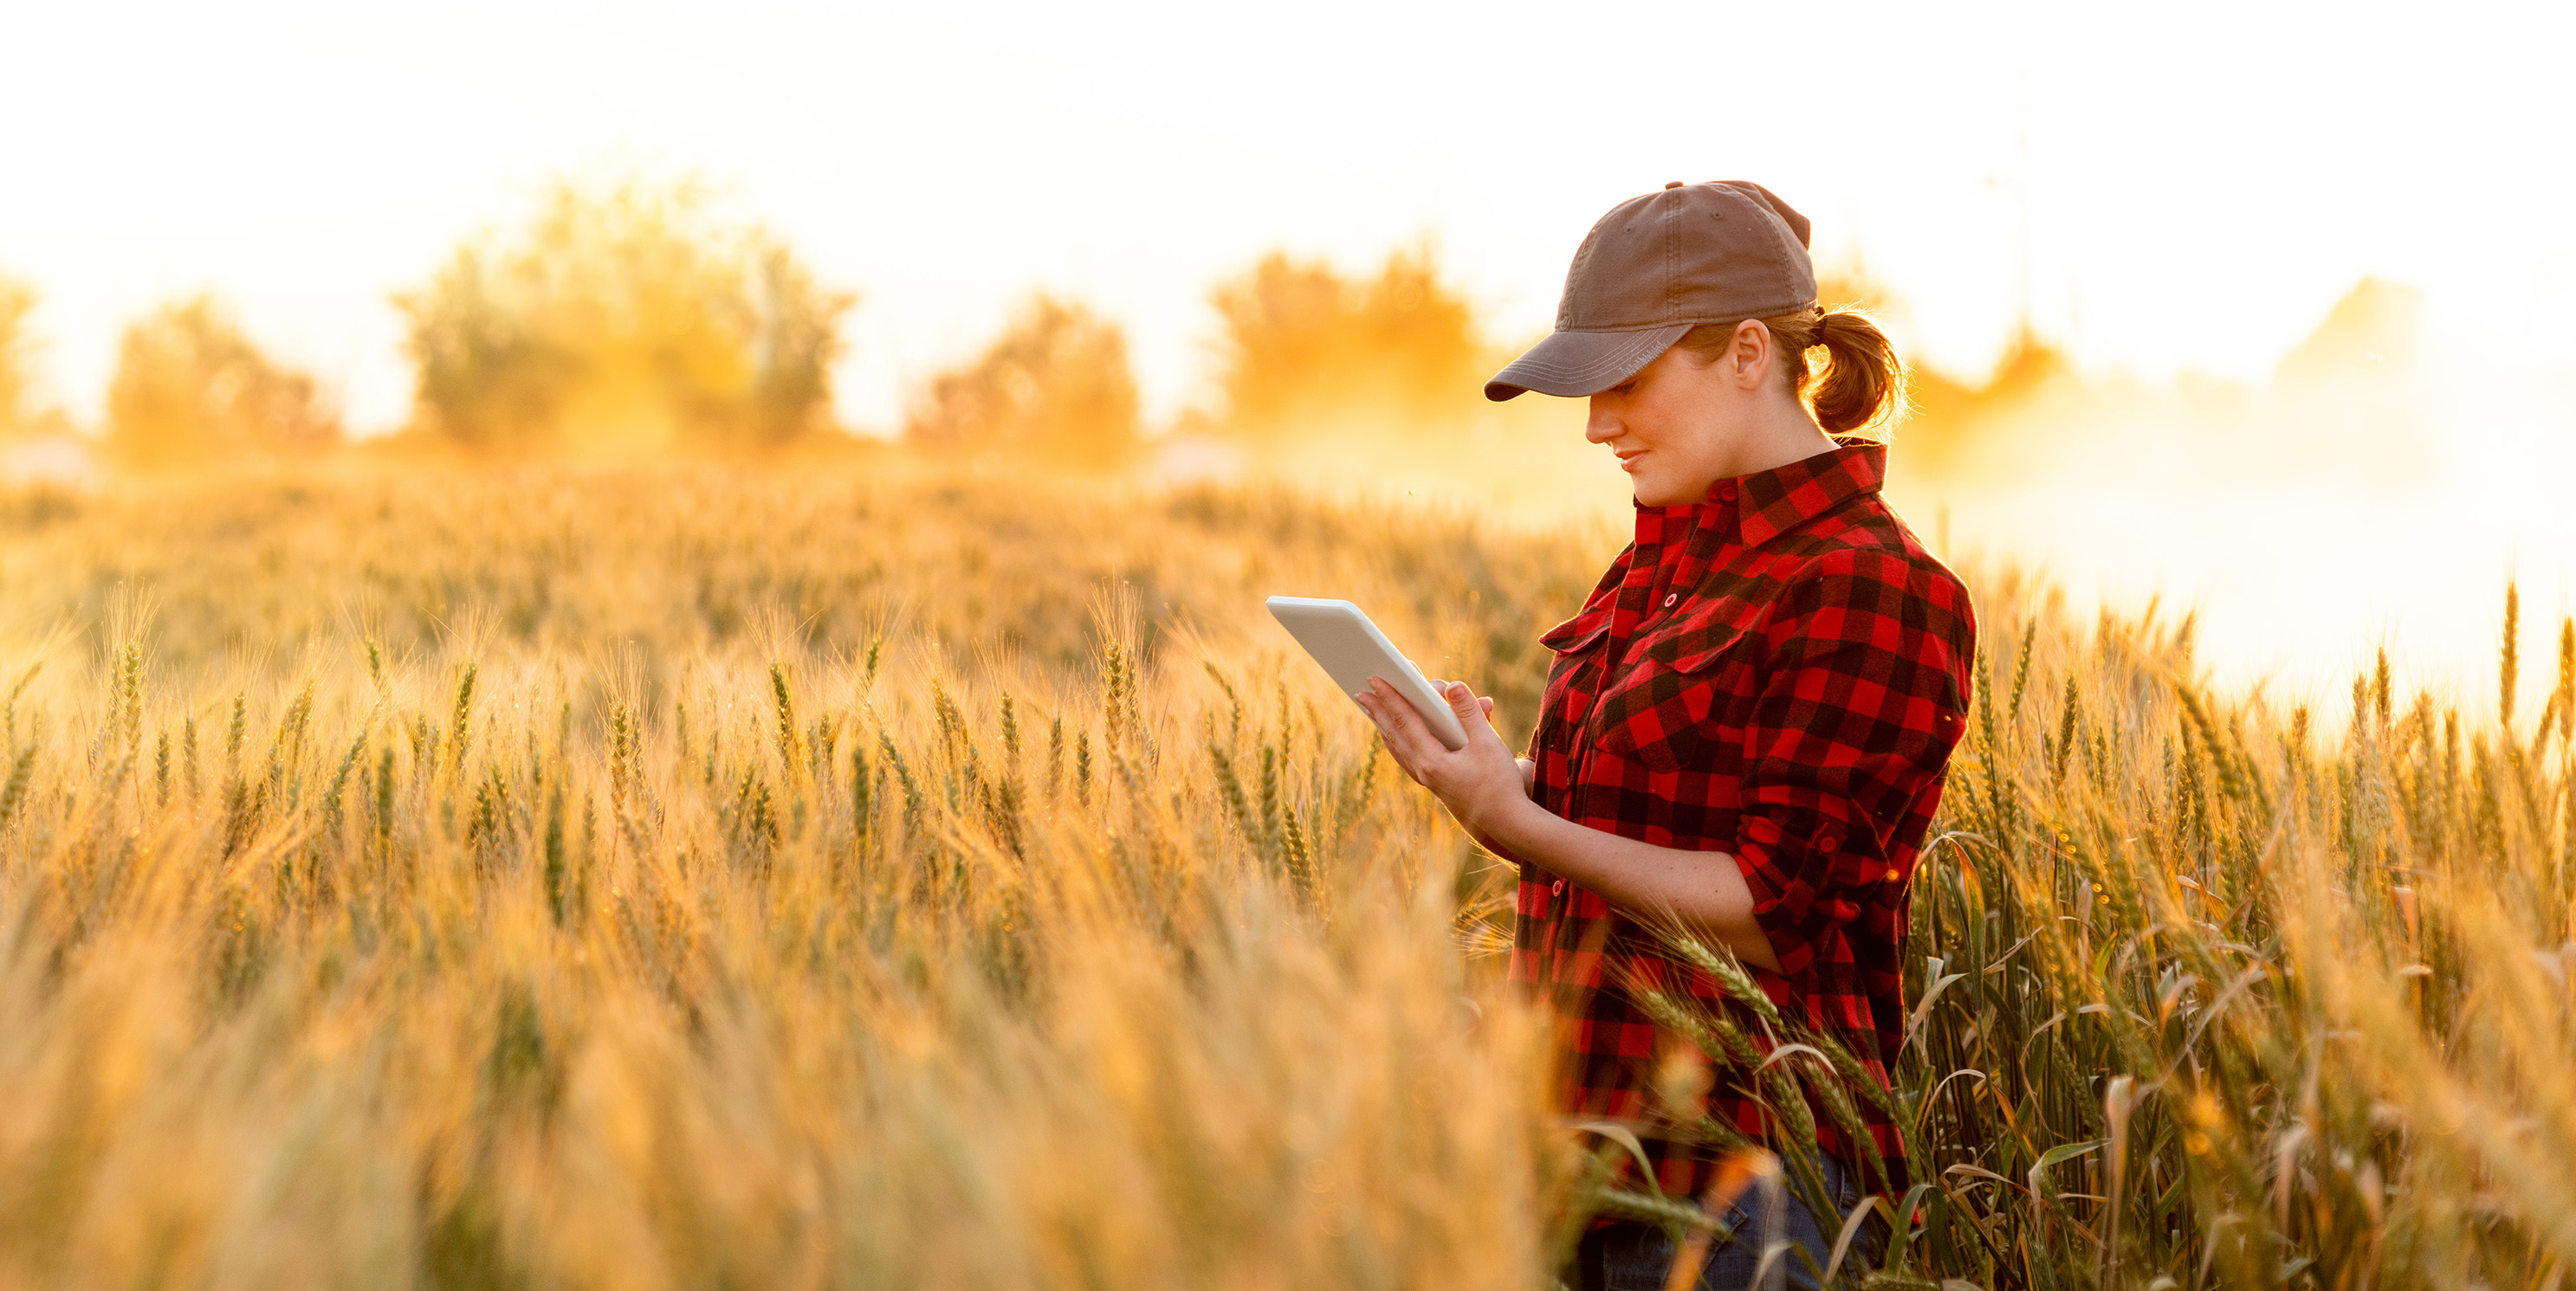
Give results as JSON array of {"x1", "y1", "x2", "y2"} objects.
[
  {"x1": 0, "y1": 744, "x2": 35, "y2": 828},
  {"x1": 769, "y1": 662, "x2": 797, "y2": 768},
  {"x1": 2557, "y1": 616, "x2": 2575, "y2": 743},
  {"x1": 2501, "y1": 581, "x2": 2520, "y2": 733},
  {"x1": 2051, "y1": 672, "x2": 2079, "y2": 785},
  {"x1": 2374, "y1": 646, "x2": 2393, "y2": 731},
  {"x1": 448, "y1": 663, "x2": 478, "y2": 772}
]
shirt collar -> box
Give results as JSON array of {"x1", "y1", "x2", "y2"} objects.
[
  {"x1": 1722, "y1": 440, "x2": 1885, "y2": 548},
  {"x1": 1627, "y1": 440, "x2": 1886, "y2": 552},
  {"x1": 1628, "y1": 499, "x2": 1699, "y2": 551}
]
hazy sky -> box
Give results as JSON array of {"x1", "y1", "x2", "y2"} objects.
[{"x1": 3, "y1": 0, "x2": 2573, "y2": 433}]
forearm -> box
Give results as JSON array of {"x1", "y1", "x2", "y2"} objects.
[
  {"x1": 1480, "y1": 796, "x2": 1783, "y2": 974},
  {"x1": 1352, "y1": 678, "x2": 1778, "y2": 973},
  {"x1": 1463, "y1": 759, "x2": 1541, "y2": 863}
]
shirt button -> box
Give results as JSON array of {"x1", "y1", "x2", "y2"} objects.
[
  {"x1": 1550, "y1": 880, "x2": 1566, "y2": 898},
  {"x1": 1662, "y1": 593, "x2": 1678, "y2": 608},
  {"x1": 1718, "y1": 484, "x2": 1738, "y2": 503}
]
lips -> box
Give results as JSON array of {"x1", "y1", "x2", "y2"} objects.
[{"x1": 1616, "y1": 449, "x2": 1648, "y2": 473}]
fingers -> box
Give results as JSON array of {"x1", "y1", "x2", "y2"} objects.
[
  {"x1": 1442, "y1": 680, "x2": 1481, "y2": 718},
  {"x1": 1428, "y1": 679, "x2": 1497, "y2": 724},
  {"x1": 1356, "y1": 676, "x2": 1508, "y2": 784},
  {"x1": 1434, "y1": 681, "x2": 1509, "y2": 749},
  {"x1": 1369, "y1": 678, "x2": 1421, "y2": 741},
  {"x1": 1355, "y1": 681, "x2": 1429, "y2": 783}
]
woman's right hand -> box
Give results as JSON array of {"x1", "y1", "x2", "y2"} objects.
[
  {"x1": 1426, "y1": 679, "x2": 1523, "y2": 799},
  {"x1": 1356, "y1": 677, "x2": 1532, "y2": 846}
]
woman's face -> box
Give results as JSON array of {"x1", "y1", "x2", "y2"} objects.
[{"x1": 1584, "y1": 342, "x2": 1751, "y2": 507}]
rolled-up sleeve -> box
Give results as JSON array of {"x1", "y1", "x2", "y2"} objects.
[{"x1": 1731, "y1": 548, "x2": 1971, "y2": 980}]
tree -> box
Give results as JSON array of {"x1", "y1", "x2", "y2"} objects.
[
  {"x1": 106, "y1": 294, "x2": 338, "y2": 468},
  {"x1": 2275, "y1": 277, "x2": 2423, "y2": 387},
  {"x1": 904, "y1": 294, "x2": 1140, "y2": 468},
  {"x1": 1205, "y1": 244, "x2": 1486, "y2": 436},
  {"x1": 395, "y1": 180, "x2": 854, "y2": 453},
  {"x1": 0, "y1": 275, "x2": 40, "y2": 437}
]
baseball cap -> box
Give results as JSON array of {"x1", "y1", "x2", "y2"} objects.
[{"x1": 1485, "y1": 180, "x2": 1819, "y2": 401}]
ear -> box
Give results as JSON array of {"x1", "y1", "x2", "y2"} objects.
[{"x1": 1728, "y1": 319, "x2": 1775, "y2": 390}]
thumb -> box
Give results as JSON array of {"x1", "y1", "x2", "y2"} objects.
[{"x1": 1444, "y1": 681, "x2": 1481, "y2": 717}]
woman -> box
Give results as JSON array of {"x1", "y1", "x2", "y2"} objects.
[{"x1": 1354, "y1": 181, "x2": 1976, "y2": 1290}]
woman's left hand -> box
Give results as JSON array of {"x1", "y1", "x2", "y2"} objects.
[{"x1": 1354, "y1": 676, "x2": 1529, "y2": 844}]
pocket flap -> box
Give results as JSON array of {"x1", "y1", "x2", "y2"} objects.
[
  {"x1": 1538, "y1": 607, "x2": 1612, "y2": 654},
  {"x1": 1644, "y1": 604, "x2": 1764, "y2": 674}
]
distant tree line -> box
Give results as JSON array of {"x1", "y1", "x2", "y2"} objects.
[
  {"x1": 0, "y1": 277, "x2": 40, "y2": 439},
  {"x1": 0, "y1": 275, "x2": 340, "y2": 469},
  {"x1": 108, "y1": 296, "x2": 339, "y2": 468},
  {"x1": 0, "y1": 180, "x2": 1505, "y2": 468},
  {"x1": 900, "y1": 243, "x2": 1494, "y2": 467},
  {"x1": 396, "y1": 180, "x2": 851, "y2": 454},
  {"x1": 0, "y1": 178, "x2": 2430, "y2": 473},
  {"x1": 903, "y1": 295, "x2": 1139, "y2": 468}
]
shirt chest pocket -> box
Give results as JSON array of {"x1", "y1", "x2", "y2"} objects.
[
  {"x1": 1533, "y1": 609, "x2": 1611, "y2": 755},
  {"x1": 1590, "y1": 608, "x2": 1764, "y2": 776}
]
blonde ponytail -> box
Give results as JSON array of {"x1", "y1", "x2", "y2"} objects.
[{"x1": 1673, "y1": 307, "x2": 1906, "y2": 434}]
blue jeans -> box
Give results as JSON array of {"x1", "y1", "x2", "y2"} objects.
[{"x1": 1573, "y1": 1152, "x2": 1882, "y2": 1291}]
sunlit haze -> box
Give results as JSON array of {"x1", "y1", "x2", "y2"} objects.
[{"x1": 5, "y1": 0, "x2": 2575, "y2": 708}]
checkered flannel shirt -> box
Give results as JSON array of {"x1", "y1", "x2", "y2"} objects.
[{"x1": 1512, "y1": 441, "x2": 1976, "y2": 1201}]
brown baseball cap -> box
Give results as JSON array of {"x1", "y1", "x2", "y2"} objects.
[{"x1": 1485, "y1": 180, "x2": 1819, "y2": 401}]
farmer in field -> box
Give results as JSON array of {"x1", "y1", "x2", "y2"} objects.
[{"x1": 1355, "y1": 180, "x2": 1977, "y2": 1289}]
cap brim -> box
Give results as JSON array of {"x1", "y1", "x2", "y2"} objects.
[{"x1": 1483, "y1": 324, "x2": 1692, "y2": 401}]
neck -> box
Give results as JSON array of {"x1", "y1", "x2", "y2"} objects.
[{"x1": 1706, "y1": 399, "x2": 1837, "y2": 483}]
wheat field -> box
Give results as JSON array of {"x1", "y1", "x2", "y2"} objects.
[{"x1": 0, "y1": 461, "x2": 2568, "y2": 1290}]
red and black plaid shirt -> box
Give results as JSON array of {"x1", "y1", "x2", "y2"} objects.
[{"x1": 1512, "y1": 441, "x2": 1975, "y2": 1200}]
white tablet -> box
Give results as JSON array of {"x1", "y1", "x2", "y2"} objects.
[{"x1": 1265, "y1": 596, "x2": 1471, "y2": 751}]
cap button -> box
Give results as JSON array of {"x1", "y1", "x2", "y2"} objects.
[{"x1": 1664, "y1": 180, "x2": 1685, "y2": 190}]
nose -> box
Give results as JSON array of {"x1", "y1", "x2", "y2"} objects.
[{"x1": 1584, "y1": 397, "x2": 1619, "y2": 444}]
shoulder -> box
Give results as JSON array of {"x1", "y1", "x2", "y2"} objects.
[{"x1": 1759, "y1": 500, "x2": 1977, "y2": 657}]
